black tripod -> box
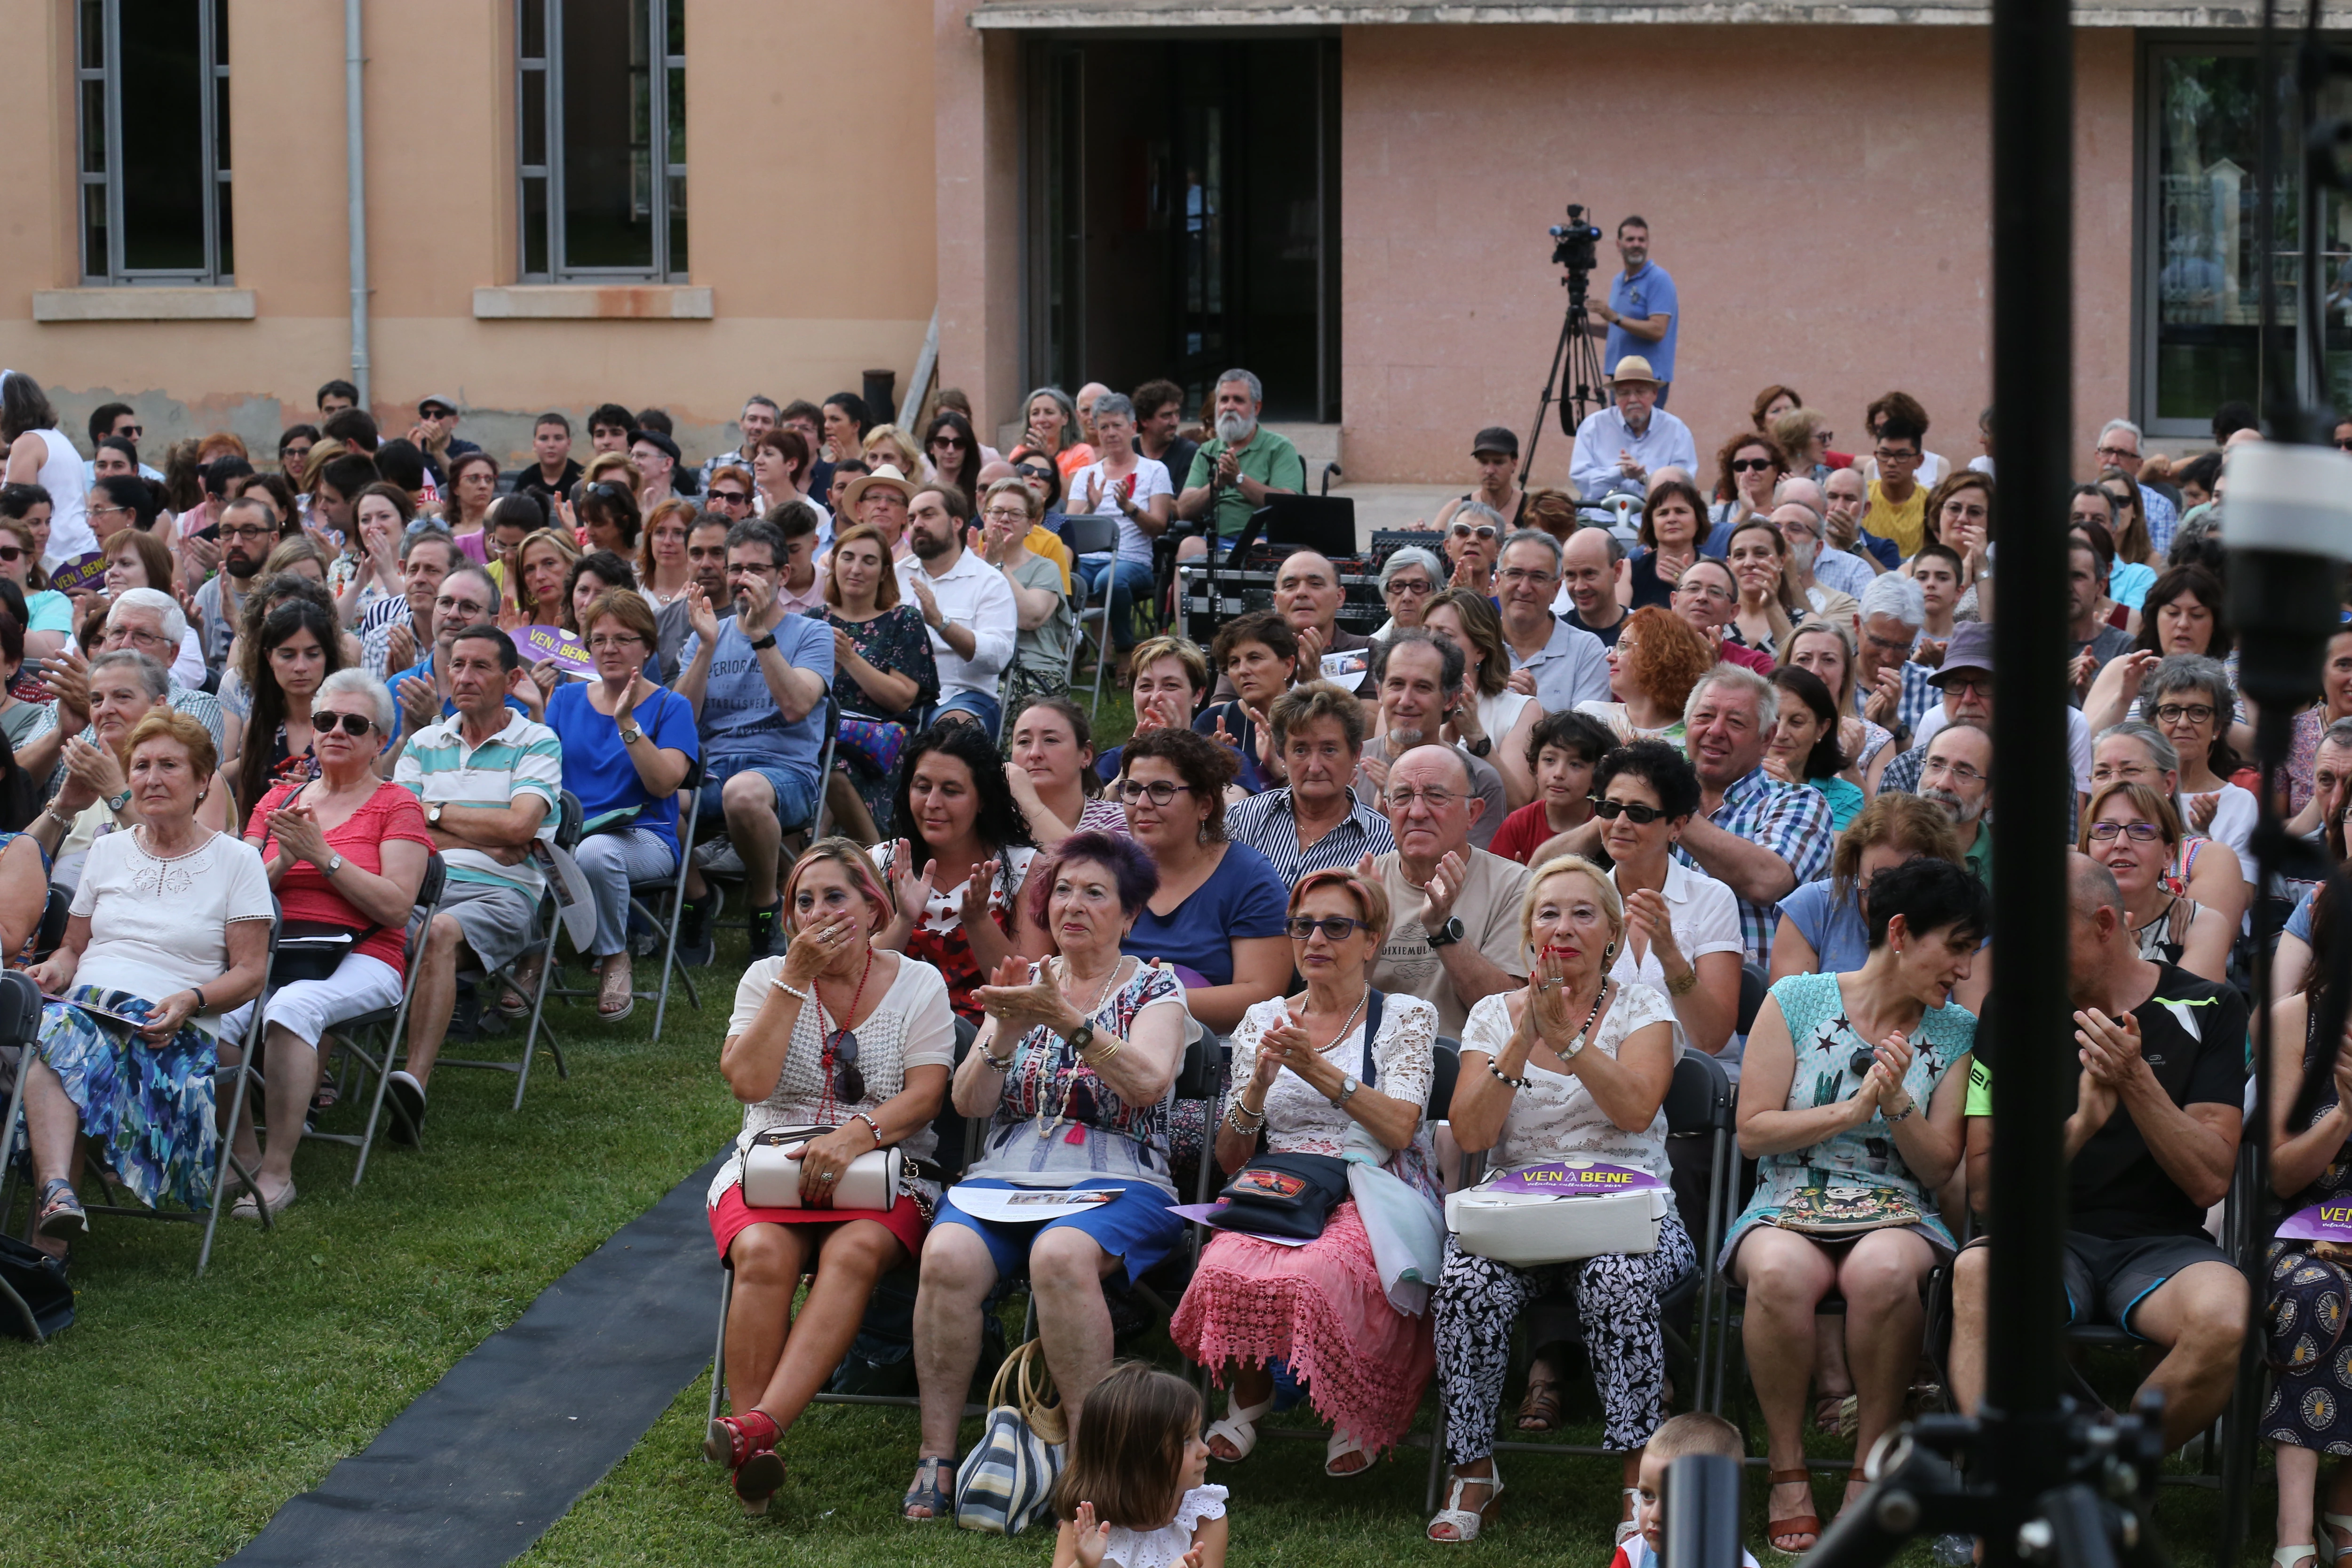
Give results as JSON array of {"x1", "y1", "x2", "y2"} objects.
[{"x1": 1520, "y1": 263, "x2": 1606, "y2": 487}]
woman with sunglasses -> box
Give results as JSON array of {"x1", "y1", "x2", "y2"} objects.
[
  {"x1": 547, "y1": 589, "x2": 699, "y2": 1022},
  {"x1": 1442, "y1": 503, "x2": 1506, "y2": 596},
  {"x1": 707, "y1": 837, "x2": 956, "y2": 1517},
  {"x1": 1430, "y1": 854, "x2": 1685, "y2": 1544},
  {"x1": 2079, "y1": 780, "x2": 2231, "y2": 982},
  {"x1": 0, "y1": 486, "x2": 72, "y2": 660},
  {"x1": 230, "y1": 670, "x2": 430, "y2": 1215},
  {"x1": 1626, "y1": 478, "x2": 1708, "y2": 610},
  {"x1": 2097, "y1": 466, "x2": 2160, "y2": 600},
  {"x1": 1707, "y1": 431, "x2": 1788, "y2": 551},
  {"x1": 920, "y1": 410, "x2": 983, "y2": 501},
  {"x1": 1730, "y1": 856, "x2": 1983, "y2": 1555},
  {"x1": 905, "y1": 830, "x2": 1185, "y2": 1521},
  {"x1": 1173, "y1": 866, "x2": 1440, "y2": 1478},
  {"x1": 1594, "y1": 741, "x2": 1741, "y2": 1059}
]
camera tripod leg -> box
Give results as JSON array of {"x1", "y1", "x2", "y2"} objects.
[{"x1": 1520, "y1": 286, "x2": 1606, "y2": 487}]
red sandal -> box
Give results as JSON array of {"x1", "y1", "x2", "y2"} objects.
[
  {"x1": 704, "y1": 1409, "x2": 780, "y2": 1469},
  {"x1": 733, "y1": 1448, "x2": 785, "y2": 1515},
  {"x1": 1766, "y1": 1468, "x2": 1821, "y2": 1557}
]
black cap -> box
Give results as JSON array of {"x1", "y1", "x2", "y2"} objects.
[
  {"x1": 627, "y1": 429, "x2": 682, "y2": 463},
  {"x1": 1472, "y1": 426, "x2": 1520, "y2": 459}
]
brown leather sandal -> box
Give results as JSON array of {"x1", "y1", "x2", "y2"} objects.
[{"x1": 1766, "y1": 1468, "x2": 1821, "y2": 1556}]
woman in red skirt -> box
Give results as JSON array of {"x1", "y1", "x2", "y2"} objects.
[{"x1": 703, "y1": 838, "x2": 956, "y2": 1514}]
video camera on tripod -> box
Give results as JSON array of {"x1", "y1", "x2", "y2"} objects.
[{"x1": 1523, "y1": 202, "x2": 1610, "y2": 479}]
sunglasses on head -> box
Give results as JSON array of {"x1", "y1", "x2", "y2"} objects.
[{"x1": 1588, "y1": 796, "x2": 1667, "y2": 824}]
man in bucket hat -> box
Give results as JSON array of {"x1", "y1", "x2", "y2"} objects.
[{"x1": 1569, "y1": 355, "x2": 1696, "y2": 504}]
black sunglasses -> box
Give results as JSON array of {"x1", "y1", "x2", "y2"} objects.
[
  {"x1": 1588, "y1": 796, "x2": 1667, "y2": 824},
  {"x1": 826, "y1": 1024, "x2": 864, "y2": 1103},
  {"x1": 1284, "y1": 915, "x2": 1368, "y2": 941},
  {"x1": 316, "y1": 711, "x2": 375, "y2": 737}
]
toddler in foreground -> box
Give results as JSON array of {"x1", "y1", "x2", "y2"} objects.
[
  {"x1": 1052, "y1": 1363, "x2": 1229, "y2": 1568},
  {"x1": 1611, "y1": 1412, "x2": 1761, "y2": 1568}
]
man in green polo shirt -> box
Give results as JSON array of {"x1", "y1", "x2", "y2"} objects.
[
  {"x1": 1917, "y1": 721, "x2": 1992, "y2": 891},
  {"x1": 1175, "y1": 367, "x2": 1307, "y2": 552}
]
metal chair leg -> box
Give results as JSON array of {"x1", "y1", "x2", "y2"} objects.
[{"x1": 708, "y1": 1266, "x2": 734, "y2": 1432}]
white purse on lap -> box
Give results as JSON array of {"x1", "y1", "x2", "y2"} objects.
[
  {"x1": 1444, "y1": 1182, "x2": 1668, "y2": 1267},
  {"x1": 740, "y1": 1126, "x2": 902, "y2": 1210}
]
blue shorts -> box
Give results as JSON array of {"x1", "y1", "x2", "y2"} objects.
[
  {"x1": 699, "y1": 755, "x2": 819, "y2": 835},
  {"x1": 932, "y1": 690, "x2": 1003, "y2": 741},
  {"x1": 935, "y1": 1177, "x2": 1184, "y2": 1286}
]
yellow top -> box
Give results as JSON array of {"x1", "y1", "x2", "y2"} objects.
[{"x1": 1865, "y1": 480, "x2": 1928, "y2": 558}]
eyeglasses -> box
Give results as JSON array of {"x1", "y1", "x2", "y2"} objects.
[
  {"x1": 588, "y1": 633, "x2": 644, "y2": 651},
  {"x1": 119, "y1": 629, "x2": 170, "y2": 649},
  {"x1": 1730, "y1": 458, "x2": 1777, "y2": 474},
  {"x1": 1117, "y1": 779, "x2": 1195, "y2": 805},
  {"x1": 2095, "y1": 445, "x2": 2140, "y2": 463},
  {"x1": 91, "y1": 504, "x2": 133, "y2": 518},
  {"x1": 1861, "y1": 630, "x2": 1912, "y2": 654},
  {"x1": 2088, "y1": 820, "x2": 2163, "y2": 844},
  {"x1": 1923, "y1": 757, "x2": 1987, "y2": 786},
  {"x1": 1588, "y1": 796, "x2": 1667, "y2": 824},
  {"x1": 437, "y1": 599, "x2": 490, "y2": 621},
  {"x1": 1873, "y1": 448, "x2": 1921, "y2": 464},
  {"x1": 980, "y1": 507, "x2": 1029, "y2": 524},
  {"x1": 1285, "y1": 915, "x2": 1369, "y2": 941},
  {"x1": 1940, "y1": 675, "x2": 1992, "y2": 697},
  {"x1": 1388, "y1": 786, "x2": 1458, "y2": 811},
  {"x1": 1386, "y1": 578, "x2": 1433, "y2": 597},
  {"x1": 222, "y1": 525, "x2": 275, "y2": 542},
  {"x1": 1676, "y1": 582, "x2": 1735, "y2": 604},
  {"x1": 2153, "y1": 702, "x2": 2216, "y2": 725},
  {"x1": 1497, "y1": 566, "x2": 1554, "y2": 585},
  {"x1": 315, "y1": 711, "x2": 375, "y2": 737},
  {"x1": 1449, "y1": 524, "x2": 1498, "y2": 541}
]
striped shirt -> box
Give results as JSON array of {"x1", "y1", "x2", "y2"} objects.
[
  {"x1": 1224, "y1": 787, "x2": 1397, "y2": 886},
  {"x1": 1674, "y1": 766, "x2": 1833, "y2": 964},
  {"x1": 393, "y1": 709, "x2": 563, "y2": 895}
]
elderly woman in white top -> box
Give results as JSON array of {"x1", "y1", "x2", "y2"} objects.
[
  {"x1": 703, "y1": 839, "x2": 955, "y2": 1516},
  {"x1": 1372, "y1": 547, "x2": 1445, "y2": 641},
  {"x1": 18, "y1": 710, "x2": 273, "y2": 1254},
  {"x1": 1427, "y1": 854, "x2": 1687, "y2": 1545},
  {"x1": 1172, "y1": 866, "x2": 1439, "y2": 1478}
]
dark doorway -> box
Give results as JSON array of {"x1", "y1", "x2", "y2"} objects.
[{"x1": 1028, "y1": 35, "x2": 1339, "y2": 424}]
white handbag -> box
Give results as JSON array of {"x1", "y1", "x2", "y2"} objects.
[
  {"x1": 740, "y1": 1126, "x2": 903, "y2": 1210},
  {"x1": 1445, "y1": 1180, "x2": 1668, "y2": 1268}
]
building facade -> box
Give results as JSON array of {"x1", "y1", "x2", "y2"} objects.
[{"x1": 2, "y1": 0, "x2": 2343, "y2": 480}]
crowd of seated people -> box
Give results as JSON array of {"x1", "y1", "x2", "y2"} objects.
[{"x1": 5, "y1": 361, "x2": 2342, "y2": 1561}]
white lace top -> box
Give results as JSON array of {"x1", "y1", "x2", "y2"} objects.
[
  {"x1": 1227, "y1": 991, "x2": 1437, "y2": 1157},
  {"x1": 1102, "y1": 1484, "x2": 1228, "y2": 1568},
  {"x1": 708, "y1": 953, "x2": 958, "y2": 1207},
  {"x1": 1459, "y1": 978, "x2": 1678, "y2": 1182}
]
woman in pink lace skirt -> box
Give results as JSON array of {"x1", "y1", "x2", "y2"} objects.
[{"x1": 1171, "y1": 866, "x2": 1443, "y2": 1477}]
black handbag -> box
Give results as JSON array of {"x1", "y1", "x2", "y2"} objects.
[
  {"x1": 1208, "y1": 992, "x2": 1385, "y2": 1242},
  {"x1": 270, "y1": 920, "x2": 379, "y2": 985},
  {"x1": 0, "y1": 1232, "x2": 74, "y2": 1341}
]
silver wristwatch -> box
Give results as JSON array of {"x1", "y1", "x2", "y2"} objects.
[
  {"x1": 1330, "y1": 1073, "x2": 1360, "y2": 1107},
  {"x1": 325, "y1": 853, "x2": 345, "y2": 877}
]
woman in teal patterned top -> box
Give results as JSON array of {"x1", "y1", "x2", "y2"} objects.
[{"x1": 1724, "y1": 857, "x2": 1985, "y2": 1554}]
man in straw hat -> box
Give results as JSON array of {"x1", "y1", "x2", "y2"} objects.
[
  {"x1": 1569, "y1": 355, "x2": 1696, "y2": 504},
  {"x1": 842, "y1": 463, "x2": 917, "y2": 557}
]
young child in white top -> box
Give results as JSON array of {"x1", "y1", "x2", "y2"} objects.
[
  {"x1": 1608, "y1": 1411, "x2": 1762, "y2": 1568},
  {"x1": 1052, "y1": 1362, "x2": 1229, "y2": 1568}
]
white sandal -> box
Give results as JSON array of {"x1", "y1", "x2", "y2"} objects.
[
  {"x1": 1205, "y1": 1392, "x2": 1275, "y2": 1463},
  {"x1": 1615, "y1": 1486, "x2": 1645, "y2": 1547},
  {"x1": 1325, "y1": 1428, "x2": 1373, "y2": 1477},
  {"x1": 1427, "y1": 1466, "x2": 1503, "y2": 1543},
  {"x1": 2278, "y1": 1548, "x2": 2319, "y2": 1568},
  {"x1": 2324, "y1": 1513, "x2": 2352, "y2": 1562}
]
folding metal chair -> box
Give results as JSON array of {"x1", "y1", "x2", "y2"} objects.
[
  {"x1": 1060, "y1": 514, "x2": 1122, "y2": 721},
  {"x1": 0, "y1": 931, "x2": 278, "y2": 1277},
  {"x1": 540, "y1": 764, "x2": 706, "y2": 1041},
  {"x1": 437, "y1": 791, "x2": 580, "y2": 1110},
  {"x1": 301, "y1": 853, "x2": 448, "y2": 1186},
  {"x1": 1424, "y1": 1049, "x2": 1738, "y2": 1509},
  {"x1": 702, "y1": 697, "x2": 840, "y2": 955}
]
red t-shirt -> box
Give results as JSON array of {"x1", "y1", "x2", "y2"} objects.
[
  {"x1": 246, "y1": 781, "x2": 436, "y2": 975},
  {"x1": 1717, "y1": 642, "x2": 1775, "y2": 675},
  {"x1": 1489, "y1": 800, "x2": 1571, "y2": 866}
]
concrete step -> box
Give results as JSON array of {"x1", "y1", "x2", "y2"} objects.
[{"x1": 1266, "y1": 421, "x2": 1342, "y2": 473}]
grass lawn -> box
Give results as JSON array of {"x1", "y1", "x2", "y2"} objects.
[{"x1": 0, "y1": 686, "x2": 2278, "y2": 1565}]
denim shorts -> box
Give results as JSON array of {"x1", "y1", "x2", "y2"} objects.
[{"x1": 698, "y1": 755, "x2": 820, "y2": 836}]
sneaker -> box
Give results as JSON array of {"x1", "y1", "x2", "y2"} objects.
[
  {"x1": 385, "y1": 1070, "x2": 427, "y2": 1146},
  {"x1": 676, "y1": 892, "x2": 718, "y2": 967},
  {"x1": 747, "y1": 899, "x2": 784, "y2": 959}
]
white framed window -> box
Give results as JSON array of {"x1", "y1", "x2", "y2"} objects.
[
  {"x1": 516, "y1": 0, "x2": 686, "y2": 283},
  {"x1": 75, "y1": 0, "x2": 233, "y2": 284}
]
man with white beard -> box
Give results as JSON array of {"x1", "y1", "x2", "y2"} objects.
[
  {"x1": 1917, "y1": 721, "x2": 1994, "y2": 887},
  {"x1": 1176, "y1": 367, "x2": 1306, "y2": 558},
  {"x1": 1775, "y1": 477, "x2": 1875, "y2": 601},
  {"x1": 1767, "y1": 501, "x2": 1860, "y2": 625}
]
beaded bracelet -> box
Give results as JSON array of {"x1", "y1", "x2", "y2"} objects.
[{"x1": 1487, "y1": 1059, "x2": 1530, "y2": 1090}]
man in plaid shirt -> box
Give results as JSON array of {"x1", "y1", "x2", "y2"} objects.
[{"x1": 1672, "y1": 668, "x2": 1834, "y2": 966}]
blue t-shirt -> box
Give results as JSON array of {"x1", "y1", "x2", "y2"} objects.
[
  {"x1": 678, "y1": 613, "x2": 835, "y2": 785},
  {"x1": 1607, "y1": 260, "x2": 1679, "y2": 383},
  {"x1": 543, "y1": 681, "x2": 701, "y2": 853},
  {"x1": 2289, "y1": 886, "x2": 2318, "y2": 944},
  {"x1": 1777, "y1": 878, "x2": 1870, "y2": 976},
  {"x1": 1121, "y1": 840, "x2": 1289, "y2": 988}
]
